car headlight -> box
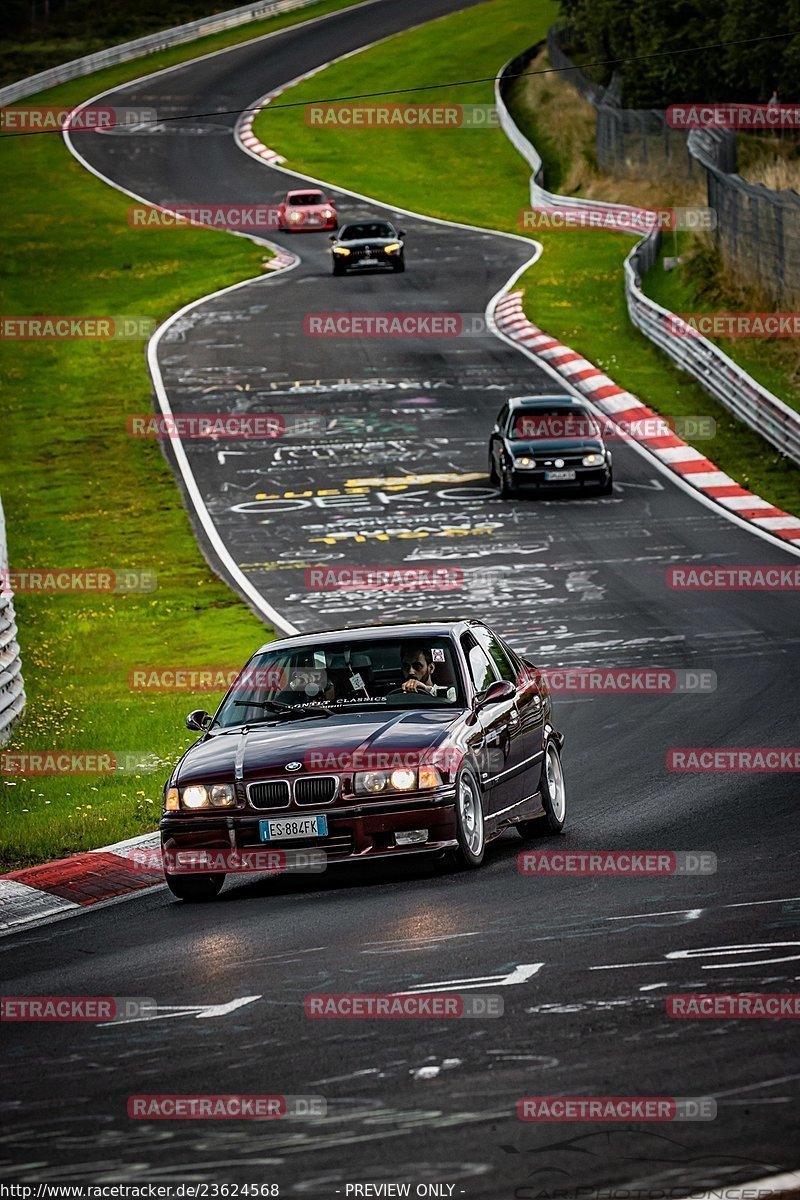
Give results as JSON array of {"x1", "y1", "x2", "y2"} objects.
[
  {"x1": 354, "y1": 767, "x2": 442, "y2": 796},
  {"x1": 582, "y1": 452, "x2": 604, "y2": 466},
  {"x1": 514, "y1": 456, "x2": 536, "y2": 468},
  {"x1": 332, "y1": 246, "x2": 351, "y2": 256},
  {"x1": 288, "y1": 210, "x2": 303, "y2": 222},
  {"x1": 383, "y1": 242, "x2": 401, "y2": 254},
  {"x1": 322, "y1": 209, "x2": 334, "y2": 219},
  {"x1": 182, "y1": 784, "x2": 209, "y2": 809},
  {"x1": 210, "y1": 784, "x2": 235, "y2": 808}
]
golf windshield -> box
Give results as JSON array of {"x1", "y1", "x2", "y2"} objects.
[{"x1": 214, "y1": 637, "x2": 464, "y2": 725}]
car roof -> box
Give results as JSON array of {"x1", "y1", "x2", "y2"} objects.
[
  {"x1": 287, "y1": 189, "x2": 324, "y2": 198},
  {"x1": 507, "y1": 395, "x2": 588, "y2": 410},
  {"x1": 255, "y1": 619, "x2": 487, "y2": 656}
]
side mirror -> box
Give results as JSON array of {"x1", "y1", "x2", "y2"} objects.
[
  {"x1": 186, "y1": 709, "x2": 211, "y2": 732},
  {"x1": 478, "y1": 680, "x2": 516, "y2": 708},
  {"x1": 397, "y1": 230, "x2": 406, "y2": 238},
  {"x1": 329, "y1": 233, "x2": 337, "y2": 242}
]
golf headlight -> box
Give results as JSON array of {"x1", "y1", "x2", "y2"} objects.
[
  {"x1": 323, "y1": 209, "x2": 334, "y2": 219},
  {"x1": 354, "y1": 767, "x2": 442, "y2": 795},
  {"x1": 288, "y1": 210, "x2": 303, "y2": 222},
  {"x1": 332, "y1": 246, "x2": 351, "y2": 256},
  {"x1": 582, "y1": 452, "x2": 604, "y2": 466},
  {"x1": 383, "y1": 242, "x2": 401, "y2": 254},
  {"x1": 182, "y1": 784, "x2": 209, "y2": 809},
  {"x1": 515, "y1": 456, "x2": 536, "y2": 468}
]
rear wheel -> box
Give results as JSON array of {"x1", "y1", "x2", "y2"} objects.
[
  {"x1": 165, "y1": 872, "x2": 225, "y2": 902},
  {"x1": 516, "y1": 741, "x2": 566, "y2": 838},
  {"x1": 452, "y1": 766, "x2": 486, "y2": 868}
]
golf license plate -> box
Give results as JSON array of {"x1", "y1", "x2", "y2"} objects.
[
  {"x1": 260, "y1": 814, "x2": 328, "y2": 841},
  {"x1": 545, "y1": 469, "x2": 576, "y2": 481}
]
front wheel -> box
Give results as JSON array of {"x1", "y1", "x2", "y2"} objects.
[
  {"x1": 599, "y1": 473, "x2": 614, "y2": 496},
  {"x1": 452, "y1": 766, "x2": 486, "y2": 868},
  {"x1": 516, "y1": 741, "x2": 566, "y2": 838},
  {"x1": 332, "y1": 263, "x2": 346, "y2": 276},
  {"x1": 499, "y1": 459, "x2": 516, "y2": 499},
  {"x1": 392, "y1": 259, "x2": 406, "y2": 273},
  {"x1": 165, "y1": 872, "x2": 225, "y2": 902}
]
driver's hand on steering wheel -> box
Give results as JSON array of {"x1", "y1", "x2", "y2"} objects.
[{"x1": 402, "y1": 679, "x2": 433, "y2": 694}]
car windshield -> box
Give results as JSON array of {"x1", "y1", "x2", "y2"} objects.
[
  {"x1": 340, "y1": 223, "x2": 394, "y2": 240},
  {"x1": 289, "y1": 193, "x2": 325, "y2": 205},
  {"x1": 511, "y1": 408, "x2": 599, "y2": 440},
  {"x1": 214, "y1": 636, "x2": 464, "y2": 727}
]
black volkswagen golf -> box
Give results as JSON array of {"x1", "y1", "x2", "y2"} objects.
[
  {"x1": 329, "y1": 219, "x2": 406, "y2": 274},
  {"x1": 489, "y1": 395, "x2": 614, "y2": 498}
]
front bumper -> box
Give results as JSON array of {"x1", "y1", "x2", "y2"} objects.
[
  {"x1": 511, "y1": 465, "x2": 611, "y2": 489},
  {"x1": 160, "y1": 789, "x2": 458, "y2": 872}
]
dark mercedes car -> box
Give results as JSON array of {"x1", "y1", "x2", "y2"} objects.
[
  {"x1": 489, "y1": 395, "x2": 613, "y2": 498},
  {"x1": 160, "y1": 620, "x2": 565, "y2": 900},
  {"x1": 329, "y1": 220, "x2": 405, "y2": 274}
]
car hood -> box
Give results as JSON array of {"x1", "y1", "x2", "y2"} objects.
[
  {"x1": 510, "y1": 437, "x2": 604, "y2": 455},
  {"x1": 176, "y1": 709, "x2": 458, "y2": 784}
]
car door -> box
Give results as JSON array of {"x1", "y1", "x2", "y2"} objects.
[
  {"x1": 460, "y1": 631, "x2": 516, "y2": 817},
  {"x1": 473, "y1": 626, "x2": 544, "y2": 808}
]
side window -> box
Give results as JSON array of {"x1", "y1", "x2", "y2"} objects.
[
  {"x1": 461, "y1": 634, "x2": 498, "y2": 694},
  {"x1": 473, "y1": 627, "x2": 517, "y2": 683},
  {"x1": 495, "y1": 404, "x2": 509, "y2": 430}
]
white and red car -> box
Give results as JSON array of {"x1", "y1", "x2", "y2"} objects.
[{"x1": 277, "y1": 189, "x2": 337, "y2": 231}]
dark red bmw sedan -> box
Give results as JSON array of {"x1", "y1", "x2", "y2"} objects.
[{"x1": 160, "y1": 620, "x2": 565, "y2": 900}]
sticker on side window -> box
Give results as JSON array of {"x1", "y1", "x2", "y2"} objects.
[
  {"x1": 349, "y1": 672, "x2": 365, "y2": 692},
  {"x1": 432, "y1": 648, "x2": 445, "y2": 663}
]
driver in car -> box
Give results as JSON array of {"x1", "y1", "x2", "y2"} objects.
[{"x1": 400, "y1": 644, "x2": 454, "y2": 699}]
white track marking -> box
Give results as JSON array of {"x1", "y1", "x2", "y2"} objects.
[{"x1": 394, "y1": 962, "x2": 543, "y2": 994}]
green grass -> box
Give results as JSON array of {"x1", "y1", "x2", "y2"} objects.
[
  {"x1": 0, "y1": 0, "x2": 370, "y2": 869},
  {"x1": 254, "y1": 0, "x2": 800, "y2": 518}
]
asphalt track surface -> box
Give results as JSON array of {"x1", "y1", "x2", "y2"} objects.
[{"x1": 3, "y1": 0, "x2": 800, "y2": 1193}]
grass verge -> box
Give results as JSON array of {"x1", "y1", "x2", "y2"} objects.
[
  {"x1": 254, "y1": 16, "x2": 799, "y2": 516},
  {"x1": 0, "y1": 0, "x2": 369, "y2": 869}
]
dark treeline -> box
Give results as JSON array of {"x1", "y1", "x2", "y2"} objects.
[
  {"x1": 4, "y1": 0, "x2": 233, "y2": 43},
  {"x1": 556, "y1": 0, "x2": 800, "y2": 107}
]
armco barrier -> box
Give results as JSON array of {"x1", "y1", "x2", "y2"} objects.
[
  {"x1": 496, "y1": 47, "x2": 800, "y2": 467},
  {"x1": 0, "y1": 0, "x2": 323, "y2": 106},
  {"x1": 0, "y1": 496, "x2": 26, "y2": 745}
]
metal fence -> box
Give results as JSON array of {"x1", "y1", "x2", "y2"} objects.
[
  {"x1": 689, "y1": 130, "x2": 800, "y2": 305},
  {"x1": 0, "y1": 496, "x2": 26, "y2": 746},
  {"x1": 0, "y1": 0, "x2": 322, "y2": 106},
  {"x1": 495, "y1": 55, "x2": 800, "y2": 467},
  {"x1": 546, "y1": 28, "x2": 698, "y2": 180}
]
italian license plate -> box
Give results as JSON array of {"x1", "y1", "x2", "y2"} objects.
[
  {"x1": 260, "y1": 814, "x2": 328, "y2": 841},
  {"x1": 545, "y1": 469, "x2": 576, "y2": 481}
]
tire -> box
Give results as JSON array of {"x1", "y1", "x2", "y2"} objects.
[
  {"x1": 332, "y1": 263, "x2": 346, "y2": 276},
  {"x1": 489, "y1": 454, "x2": 500, "y2": 486},
  {"x1": 599, "y1": 473, "x2": 614, "y2": 496},
  {"x1": 499, "y1": 459, "x2": 516, "y2": 499},
  {"x1": 516, "y1": 740, "x2": 566, "y2": 838},
  {"x1": 392, "y1": 259, "x2": 406, "y2": 273},
  {"x1": 452, "y1": 765, "x2": 486, "y2": 868},
  {"x1": 165, "y1": 872, "x2": 225, "y2": 902}
]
